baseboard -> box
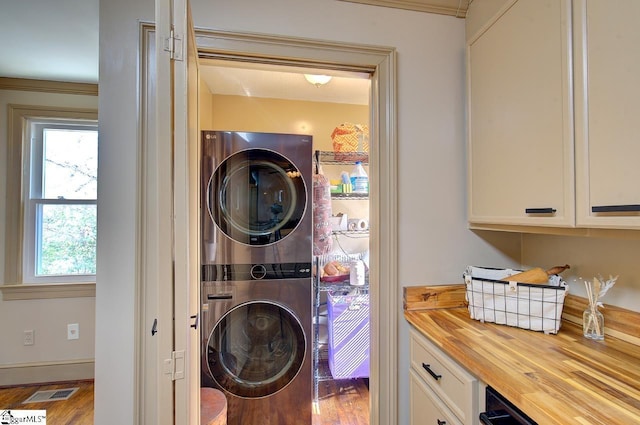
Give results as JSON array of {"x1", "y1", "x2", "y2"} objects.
[{"x1": 0, "y1": 359, "x2": 94, "y2": 386}]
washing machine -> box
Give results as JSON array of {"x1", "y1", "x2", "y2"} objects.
[
  {"x1": 201, "y1": 130, "x2": 313, "y2": 267},
  {"x1": 201, "y1": 263, "x2": 312, "y2": 425},
  {"x1": 201, "y1": 131, "x2": 313, "y2": 423}
]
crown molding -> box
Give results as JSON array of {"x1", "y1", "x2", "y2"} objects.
[
  {"x1": 338, "y1": 0, "x2": 469, "y2": 17},
  {"x1": 0, "y1": 77, "x2": 98, "y2": 96}
]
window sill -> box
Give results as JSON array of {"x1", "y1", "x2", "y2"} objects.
[{"x1": 0, "y1": 283, "x2": 96, "y2": 300}]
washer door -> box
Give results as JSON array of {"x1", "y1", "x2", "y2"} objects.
[
  {"x1": 208, "y1": 149, "x2": 306, "y2": 246},
  {"x1": 206, "y1": 301, "x2": 306, "y2": 398}
]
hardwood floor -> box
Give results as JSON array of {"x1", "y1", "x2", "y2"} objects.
[
  {"x1": 0, "y1": 380, "x2": 94, "y2": 425},
  {"x1": 0, "y1": 378, "x2": 368, "y2": 424},
  {"x1": 313, "y1": 378, "x2": 370, "y2": 425}
]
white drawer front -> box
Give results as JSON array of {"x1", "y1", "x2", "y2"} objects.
[
  {"x1": 410, "y1": 369, "x2": 463, "y2": 425},
  {"x1": 410, "y1": 329, "x2": 477, "y2": 424}
]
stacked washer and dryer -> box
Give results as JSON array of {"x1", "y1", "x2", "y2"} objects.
[{"x1": 200, "y1": 131, "x2": 313, "y2": 425}]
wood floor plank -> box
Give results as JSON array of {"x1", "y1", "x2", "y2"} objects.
[
  {"x1": 0, "y1": 380, "x2": 94, "y2": 425},
  {"x1": 0, "y1": 378, "x2": 369, "y2": 424}
]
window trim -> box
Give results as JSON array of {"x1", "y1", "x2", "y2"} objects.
[{"x1": 3, "y1": 105, "x2": 98, "y2": 299}]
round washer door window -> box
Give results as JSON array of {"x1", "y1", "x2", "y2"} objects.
[
  {"x1": 208, "y1": 149, "x2": 306, "y2": 246},
  {"x1": 206, "y1": 301, "x2": 306, "y2": 398}
]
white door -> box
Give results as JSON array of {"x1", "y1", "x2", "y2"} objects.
[{"x1": 155, "y1": 0, "x2": 200, "y2": 423}]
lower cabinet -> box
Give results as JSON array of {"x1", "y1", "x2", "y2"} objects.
[
  {"x1": 409, "y1": 328, "x2": 481, "y2": 425},
  {"x1": 410, "y1": 369, "x2": 463, "y2": 425}
]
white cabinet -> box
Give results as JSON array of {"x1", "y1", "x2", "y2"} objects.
[
  {"x1": 468, "y1": 0, "x2": 640, "y2": 230},
  {"x1": 574, "y1": 0, "x2": 640, "y2": 229},
  {"x1": 467, "y1": 0, "x2": 575, "y2": 227},
  {"x1": 410, "y1": 369, "x2": 463, "y2": 425},
  {"x1": 409, "y1": 329, "x2": 479, "y2": 425}
]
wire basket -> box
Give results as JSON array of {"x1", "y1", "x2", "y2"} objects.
[{"x1": 463, "y1": 266, "x2": 568, "y2": 334}]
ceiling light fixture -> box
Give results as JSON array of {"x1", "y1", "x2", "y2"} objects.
[{"x1": 304, "y1": 74, "x2": 332, "y2": 87}]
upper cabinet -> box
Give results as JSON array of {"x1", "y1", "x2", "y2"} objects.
[
  {"x1": 467, "y1": 0, "x2": 575, "y2": 227},
  {"x1": 574, "y1": 0, "x2": 640, "y2": 229},
  {"x1": 467, "y1": 0, "x2": 640, "y2": 230}
]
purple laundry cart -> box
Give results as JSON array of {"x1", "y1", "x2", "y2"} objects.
[{"x1": 327, "y1": 292, "x2": 370, "y2": 379}]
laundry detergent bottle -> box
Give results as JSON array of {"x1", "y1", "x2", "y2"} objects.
[{"x1": 350, "y1": 161, "x2": 369, "y2": 194}]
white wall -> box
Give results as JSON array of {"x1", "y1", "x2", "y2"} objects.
[
  {"x1": 0, "y1": 88, "x2": 97, "y2": 383},
  {"x1": 98, "y1": 0, "x2": 520, "y2": 423},
  {"x1": 97, "y1": 0, "x2": 153, "y2": 423}
]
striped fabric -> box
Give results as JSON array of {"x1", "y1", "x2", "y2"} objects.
[{"x1": 327, "y1": 293, "x2": 370, "y2": 379}]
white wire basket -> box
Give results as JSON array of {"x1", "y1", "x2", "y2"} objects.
[{"x1": 463, "y1": 266, "x2": 568, "y2": 335}]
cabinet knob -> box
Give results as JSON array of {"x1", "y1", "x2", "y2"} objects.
[{"x1": 422, "y1": 363, "x2": 442, "y2": 381}]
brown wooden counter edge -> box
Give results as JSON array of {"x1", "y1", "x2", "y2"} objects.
[{"x1": 403, "y1": 284, "x2": 640, "y2": 345}]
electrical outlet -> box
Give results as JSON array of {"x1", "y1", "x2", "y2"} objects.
[
  {"x1": 67, "y1": 323, "x2": 79, "y2": 340},
  {"x1": 24, "y1": 330, "x2": 34, "y2": 346}
]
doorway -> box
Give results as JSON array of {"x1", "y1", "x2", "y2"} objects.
[
  {"x1": 140, "y1": 24, "x2": 398, "y2": 425},
  {"x1": 199, "y1": 60, "x2": 371, "y2": 424}
]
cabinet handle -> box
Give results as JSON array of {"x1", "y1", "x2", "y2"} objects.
[
  {"x1": 422, "y1": 363, "x2": 442, "y2": 381},
  {"x1": 525, "y1": 208, "x2": 556, "y2": 214},
  {"x1": 591, "y1": 204, "x2": 640, "y2": 213},
  {"x1": 437, "y1": 420, "x2": 447, "y2": 425}
]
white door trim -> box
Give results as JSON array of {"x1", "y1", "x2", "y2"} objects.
[
  {"x1": 138, "y1": 25, "x2": 399, "y2": 425},
  {"x1": 195, "y1": 29, "x2": 399, "y2": 424}
]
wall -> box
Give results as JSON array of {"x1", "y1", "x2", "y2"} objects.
[
  {"x1": 208, "y1": 94, "x2": 368, "y2": 151},
  {"x1": 523, "y1": 234, "x2": 640, "y2": 312},
  {"x1": 0, "y1": 88, "x2": 97, "y2": 384},
  {"x1": 98, "y1": 0, "x2": 521, "y2": 423}
]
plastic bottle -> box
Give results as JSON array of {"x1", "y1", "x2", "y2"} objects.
[{"x1": 350, "y1": 161, "x2": 368, "y2": 194}]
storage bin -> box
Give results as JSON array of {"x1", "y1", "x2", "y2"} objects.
[
  {"x1": 327, "y1": 292, "x2": 370, "y2": 379},
  {"x1": 463, "y1": 266, "x2": 568, "y2": 334}
]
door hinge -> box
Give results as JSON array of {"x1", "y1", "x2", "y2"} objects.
[
  {"x1": 164, "y1": 29, "x2": 184, "y2": 61},
  {"x1": 163, "y1": 350, "x2": 185, "y2": 381}
]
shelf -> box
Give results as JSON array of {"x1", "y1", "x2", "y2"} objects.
[
  {"x1": 332, "y1": 229, "x2": 369, "y2": 236},
  {"x1": 316, "y1": 150, "x2": 368, "y2": 165},
  {"x1": 331, "y1": 192, "x2": 368, "y2": 200}
]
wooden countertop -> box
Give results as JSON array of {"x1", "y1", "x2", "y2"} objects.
[{"x1": 405, "y1": 305, "x2": 640, "y2": 424}]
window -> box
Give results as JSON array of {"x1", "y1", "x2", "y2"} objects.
[
  {"x1": 23, "y1": 119, "x2": 98, "y2": 283},
  {"x1": 3, "y1": 105, "x2": 98, "y2": 299}
]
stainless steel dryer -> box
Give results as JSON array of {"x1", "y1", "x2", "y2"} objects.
[
  {"x1": 201, "y1": 263, "x2": 312, "y2": 425},
  {"x1": 201, "y1": 131, "x2": 313, "y2": 266}
]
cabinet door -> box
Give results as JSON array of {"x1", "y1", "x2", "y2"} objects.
[
  {"x1": 410, "y1": 369, "x2": 463, "y2": 425},
  {"x1": 574, "y1": 0, "x2": 640, "y2": 228},
  {"x1": 467, "y1": 0, "x2": 575, "y2": 227}
]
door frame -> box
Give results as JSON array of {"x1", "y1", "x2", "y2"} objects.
[{"x1": 139, "y1": 26, "x2": 398, "y2": 425}]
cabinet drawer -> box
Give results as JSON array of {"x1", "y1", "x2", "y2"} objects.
[
  {"x1": 410, "y1": 369, "x2": 463, "y2": 425},
  {"x1": 410, "y1": 329, "x2": 477, "y2": 424}
]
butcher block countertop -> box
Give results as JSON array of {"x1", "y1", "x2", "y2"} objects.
[{"x1": 404, "y1": 285, "x2": 640, "y2": 425}]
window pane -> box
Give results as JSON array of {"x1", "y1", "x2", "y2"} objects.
[
  {"x1": 37, "y1": 204, "x2": 97, "y2": 276},
  {"x1": 43, "y1": 128, "x2": 98, "y2": 199}
]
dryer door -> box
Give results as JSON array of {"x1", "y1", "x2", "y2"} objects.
[
  {"x1": 208, "y1": 148, "x2": 306, "y2": 246},
  {"x1": 206, "y1": 300, "x2": 306, "y2": 398}
]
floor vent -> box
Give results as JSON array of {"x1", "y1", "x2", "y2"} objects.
[{"x1": 23, "y1": 387, "x2": 79, "y2": 403}]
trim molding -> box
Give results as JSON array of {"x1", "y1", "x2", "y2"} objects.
[
  {"x1": 338, "y1": 0, "x2": 468, "y2": 17},
  {"x1": 0, "y1": 77, "x2": 98, "y2": 96},
  {"x1": 0, "y1": 359, "x2": 95, "y2": 387},
  {"x1": 0, "y1": 283, "x2": 96, "y2": 300},
  {"x1": 139, "y1": 26, "x2": 398, "y2": 425}
]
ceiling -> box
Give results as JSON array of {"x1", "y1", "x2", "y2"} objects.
[{"x1": 0, "y1": 0, "x2": 466, "y2": 105}]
